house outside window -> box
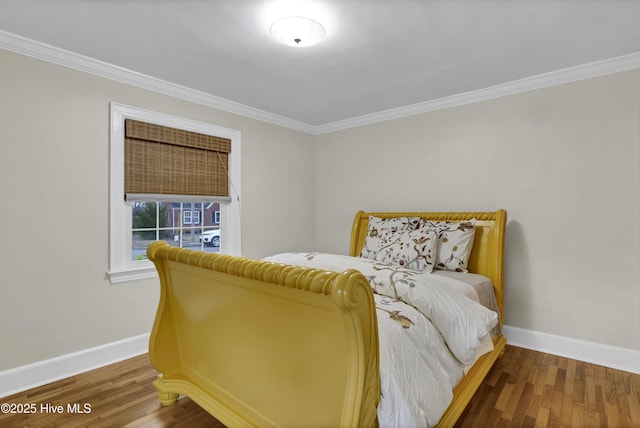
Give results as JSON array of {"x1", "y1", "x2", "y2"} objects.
[{"x1": 131, "y1": 202, "x2": 220, "y2": 260}]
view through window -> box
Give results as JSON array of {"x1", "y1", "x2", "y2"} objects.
[{"x1": 131, "y1": 201, "x2": 221, "y2": 261}]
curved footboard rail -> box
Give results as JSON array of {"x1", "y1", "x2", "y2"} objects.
[{"x1": 147, "y1": 242, "x2": 380, "y2": 427}]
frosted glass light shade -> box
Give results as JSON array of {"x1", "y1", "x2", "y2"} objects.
[{"x1": 270, "y1": 16, "x2": 326, "y2": 47}]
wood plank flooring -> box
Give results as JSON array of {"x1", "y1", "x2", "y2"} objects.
[
  {"x1": 1, "y1": 345, "x2": 638, "y2": 427},
  {"x1": 455, "y1": 346, "x2": 640, "y2": 428}
]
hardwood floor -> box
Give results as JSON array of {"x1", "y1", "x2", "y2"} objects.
[
  {"x1": 455, "y1": 346, "x2": 640, "y2": 428},
  {"x1": 0, "y1": 355, "x2": 223, "y2": 428},
  {"x1": 1, "y1": 345, "x2": 638, "y2": 427}
]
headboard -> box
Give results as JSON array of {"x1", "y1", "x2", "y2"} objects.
[{"x1": 349, "y1": 210, "x2": 507, "y2": 326}]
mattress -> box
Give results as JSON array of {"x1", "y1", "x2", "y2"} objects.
[{"x1": 432, "y1": 270, "x2": 499, "y2": 315}]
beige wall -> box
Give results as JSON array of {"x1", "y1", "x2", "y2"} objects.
[
  {"x1": 2, "y1": 45, "x2": 640, "y2": 372},
  {"x1": 314, "y1": 69, "x2": 640, "y2": 351},
  {"x1": 0, "y1": 49, "x2": 316, "y2": 370}
]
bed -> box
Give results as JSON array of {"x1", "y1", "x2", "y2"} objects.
[{"x1": 147, "y1": 209, "x2": 507, "y2": 427}]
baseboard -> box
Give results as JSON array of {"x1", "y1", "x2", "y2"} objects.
[
  {"x1": 3, "y1": 327, "x2": 639, "y2": 399},
  {"x1": 0, "y1": 333, "x2": 150, "y2": 398},
  {"x1": 503, "y1": 325, "x2": 640, "y2": 375}
]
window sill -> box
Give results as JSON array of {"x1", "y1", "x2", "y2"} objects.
[{"x1": 106, "y1": 265, "x2": 158, "y2": 284}]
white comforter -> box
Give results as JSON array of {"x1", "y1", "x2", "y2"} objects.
[{"x1": 262, "y1": 252, "x2": 498, "y2": 427}]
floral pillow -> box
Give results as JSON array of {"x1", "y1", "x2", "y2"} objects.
[
  {"x1": 420, "y1": 219, "x2": 476, "y2": 272},
  {"x1": 359, "y1": 216, "x2": 421, "y2": 260},
  {"x1": 374, "y1": 227, "x2": 437, "y2": 272}
]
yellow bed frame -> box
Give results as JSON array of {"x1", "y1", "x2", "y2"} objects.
[{"x1": 147, "y1": 210, "x2": 507, "y2": 427}]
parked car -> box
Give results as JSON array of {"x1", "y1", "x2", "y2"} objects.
[{"x1": 199, "y1": 229, "x2": 220, "y2": 247}]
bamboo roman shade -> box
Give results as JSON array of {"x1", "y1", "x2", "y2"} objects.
[{"x1": 124, "y1": 119, "x2": 231, "y2": 202}]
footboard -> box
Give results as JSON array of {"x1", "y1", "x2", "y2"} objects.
[{"x1": 147, "y1": 242, "x2": 380, "y2": 427}]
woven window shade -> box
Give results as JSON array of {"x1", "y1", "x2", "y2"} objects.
[{"x1": 124, "y1": 119, "x2": 231, "y2": 202}]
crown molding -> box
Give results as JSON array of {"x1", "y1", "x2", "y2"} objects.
[
  {"x1": 0, "y1": 30, "x2": 315, "y2": 135},
  {"x1": 314, "y1": 51, "x2": 640, "y2": 135},
  {"x1": 2, "y1": 29, "x2": 639, "y2": 136}
]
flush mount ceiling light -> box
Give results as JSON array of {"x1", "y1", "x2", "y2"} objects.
[{"x1": 270, "y1": 16, "x2": 326, "y2": 47}]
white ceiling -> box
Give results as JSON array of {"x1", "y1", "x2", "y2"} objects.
[{"x1": 1, "y1": 0, "x2": 640, "y2": 129}]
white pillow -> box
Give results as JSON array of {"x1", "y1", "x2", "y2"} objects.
[
  {"x1": 359, "y1": 216, "x2": 420, "y2": 260},
  {"x1": 374, "y1": 227, "x2": 437, "y2": 272},
  {"x1": 420, "y1": 219, "x2": 476, "y2": 272}
]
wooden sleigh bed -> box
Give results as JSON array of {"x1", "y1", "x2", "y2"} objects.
[{"x1": 147, "y1": 210, "x2": 507, "y2": 427}]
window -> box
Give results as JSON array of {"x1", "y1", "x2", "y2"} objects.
[
  {"x1": 108, "y1": 103, "x2": 241, "y2": 284},
  {"x1": 182, "y1": 208, "x2": 200, "y2": 225}
]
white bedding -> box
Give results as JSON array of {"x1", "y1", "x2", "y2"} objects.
[
  {"x1": 432, "y1": 270, "x2": 498, "y2": 315},
  {"x1": 263, "y1": 252, "x2": 499, "y2": 427}
]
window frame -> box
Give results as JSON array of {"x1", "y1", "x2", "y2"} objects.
[
  {"x1": 107, "y1": 103, "x2": 241, "y2": 284},
  {"x1": 182, "y1": 209, "x2": 200, "y2": 225}
]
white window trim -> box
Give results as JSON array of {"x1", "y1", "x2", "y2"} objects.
[
  {"x1": 183, "y1": 209, "x2": 200, "y2": 225},
  {"x1": 107, "y1": 102, "x2": 242, "y2": 284}
]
